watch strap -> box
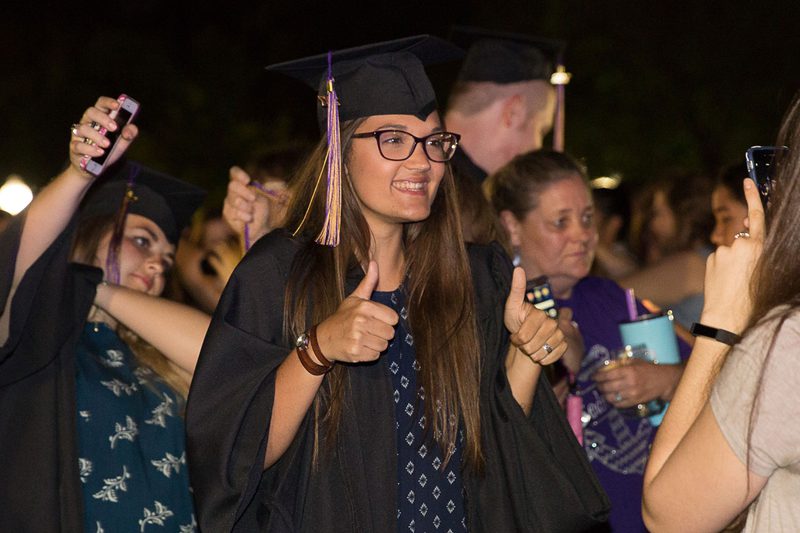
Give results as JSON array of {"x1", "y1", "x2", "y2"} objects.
[
  {"x1": 295, "y1": 328, "x2": 334, "y2": 376},
  {"x1": 690, "y1": 322, "x2": 742, "y2": 346}
]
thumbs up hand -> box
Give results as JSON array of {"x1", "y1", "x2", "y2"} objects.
[
  {"x1": 313, "y1": 261, "x2": 399, "y2": 363},
  {"x1": 503, "y1": 267, "x2": 566, "y2": 365}
]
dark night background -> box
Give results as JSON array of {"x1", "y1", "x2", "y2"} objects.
[{"x1": 2, "y1": 1, "x2": 798, "y2": 206}]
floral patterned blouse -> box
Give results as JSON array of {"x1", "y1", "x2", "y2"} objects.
[{"x1": 75, "y1": 322, "x2": 195, "y2": 532}]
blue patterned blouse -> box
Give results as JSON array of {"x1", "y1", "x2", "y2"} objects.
[
  {"x1": 372, "y1": 288, "x2": 466, "y2": 533},
  {"x1": 75, "y1": 322, "x2": 196, "y2": 533}
]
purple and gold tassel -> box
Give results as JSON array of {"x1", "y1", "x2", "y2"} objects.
[{"x1": 315, "y1": 51, "x2": 342, "y2": 247}]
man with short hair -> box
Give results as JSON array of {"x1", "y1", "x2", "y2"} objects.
[{"x1": 445, "y1": 33, "x2": 561, "y2": 183}]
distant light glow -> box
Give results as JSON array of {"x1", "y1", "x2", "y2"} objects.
[
  {"x1": 0, "y1": 175, "x2": 33, "y2": 215},
  {"x1": 590, "y1": 175, "x2": 622, "y2": 190},
  {"x1": 550, "y1": 66, "x2": 572, "y2": 86}
]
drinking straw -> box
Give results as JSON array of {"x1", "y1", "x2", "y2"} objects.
[{"x1": 625, "y1": 288, "x2": 638, "y2": 322}]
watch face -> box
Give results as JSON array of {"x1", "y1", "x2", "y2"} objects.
[{"x1": 295, "y1": 332, "x2": 309, "y2": 349}]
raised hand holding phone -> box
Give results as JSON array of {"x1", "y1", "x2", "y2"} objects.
[
  {"x1": 700, "y1": 178, "x2": 765, "y2": 335},
  {"x1": 11, "y1": 95, "x2": 140, "y2": 323},
  {"x1": 70, "y1": 95, "x2": 139, "y2": 177},
  {"x1": 84, "y1": 94, "x2": 139, "y2": 175},
  {"x1": 314, "y1": 261, "x2": 399, "y2": 364}
]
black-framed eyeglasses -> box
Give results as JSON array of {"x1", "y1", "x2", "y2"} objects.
[{"x1": 351, "y1": 130, "x2": 461, "y2": 162}]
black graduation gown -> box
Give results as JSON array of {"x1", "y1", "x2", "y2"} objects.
[
  {"x1": 0, "y1": 212, "x2": 102, "y2": 532},
  {"x1": 186, "y1": 229, "x2": 609, "y2": 532}
]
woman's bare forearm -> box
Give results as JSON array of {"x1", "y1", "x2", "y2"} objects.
[{"x1": 94, "y1": 283, "x2": 210, "y2": 375}]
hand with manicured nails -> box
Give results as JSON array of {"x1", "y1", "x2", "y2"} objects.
[
  {"x1": 314, "y1": 261, "x2": 399, "y2": 363},
  {"x1": 70, "y1": 96, "x2": 138, "y2": 178},
  {"x1": 504, "y1": 267, "x2": 567, "y2": 365}
]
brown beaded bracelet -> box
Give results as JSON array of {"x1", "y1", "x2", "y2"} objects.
[
  {"x1": 297, "y1": 344, "x2": 331, "y2": 376},
  {"x1": 308, "y1": 325, "x2": 333, "y2": 368}
]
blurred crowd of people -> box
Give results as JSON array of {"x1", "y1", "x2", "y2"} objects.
[{"x1": 1, "y1": 28, "x2": 798, "y2": 533}]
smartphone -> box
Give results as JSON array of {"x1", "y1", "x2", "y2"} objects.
[
  {"x1": 525, "y1": 275, "x2": 558, "y2": 319},
  {"x1": 745, "y1": 145, "x2": 788, "y2": 210},
  {"x1": 83, "y1": 94, "x2": 140, "y2": 176}
]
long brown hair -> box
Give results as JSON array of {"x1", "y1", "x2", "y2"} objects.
[
  {"x1": 283, "y1": 117, "x2": 483, "y2": 469},
  {"x1": 748, "y1": 93, "x2": 800, "y2": 326},
  {"x1": 71, "y1": 215, "x2": 190, "y2": 398}
]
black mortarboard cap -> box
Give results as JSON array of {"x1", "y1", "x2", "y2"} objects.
[
  {"x1": 79, "y1": 159, "x2": 206, "y2": 244},
  {"x1": 450, "y1": 26, "x2": 565, "y2": 84},
  {"x1": 266, "y1": 35, "x2": 463, "y2": 131},
  {"x1": 264, "y1": 36, "x2": 462, "y2": 246}
]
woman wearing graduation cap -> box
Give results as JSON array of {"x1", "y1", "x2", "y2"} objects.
[
  {"x1": 186, "y1": 37, "x2": 609, "y2": 532},
  {"x1": 0, "y1": 96, "x2": 209, "y2": 531}
]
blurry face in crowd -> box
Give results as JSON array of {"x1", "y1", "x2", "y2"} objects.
[
  {"x1": 95, "y1": 214, "x2": 175, "y2": 297},
  {"x1": 347, "y1": 112, "x2": 446, "y2": 235},
  {"x1": 648, "y1": 190, "x2": 677, "y2": 247},
  {"x1": 710, "y1": 185, "x2": 748, "y2": 247},
  {"x1": 501, "y1": 174, "x2": 597, "y2": 299}
]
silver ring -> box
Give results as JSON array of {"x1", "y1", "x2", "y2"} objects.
[
  {"x1": 70, "y1": 123, "x2": 80, "y2": 136},
  {"x1": 614, "y1": 392, "x2": 623, "y2": 402},
  {"x1": 90, "y1": 121, "x2": 101, "y2": 131},
  {"x1": 542, "y1": 343, "x2": 554, "y2": 355},
  {"x1": 733, "y1": 231, "x2": 751, "y2": 240}
]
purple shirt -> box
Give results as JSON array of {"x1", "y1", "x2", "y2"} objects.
[{"x1": 557, "y1": 277, "x2": 691, "y2": 533}]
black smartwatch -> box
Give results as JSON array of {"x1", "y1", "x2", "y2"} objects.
[{"x1": 690, "y1": 322, "x2": 742, "y2": 346}]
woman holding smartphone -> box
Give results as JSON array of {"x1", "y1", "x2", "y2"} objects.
[
  {"x1": 643, "y1": 93, "x2": 800, "y2": 531},
  {"x1": 0, "y1": 96, "x2": 209, "y2": 531},
  {"x1": 186, "y1": 36, "x2": 609, "y2": 532}
]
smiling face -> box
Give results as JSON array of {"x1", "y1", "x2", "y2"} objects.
[
  {"x1": 346, "y1": 112, "x2": 446, "y2": 236},
  {"x1": 94, "y1": 213, "x2": 176, "y2": 296},
  {"x1": 501, "y1": 174, "x2": 597, "y2": 298},
  {"x1": 710, "y1": 185, "x2": 748, "y2": 247}
]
